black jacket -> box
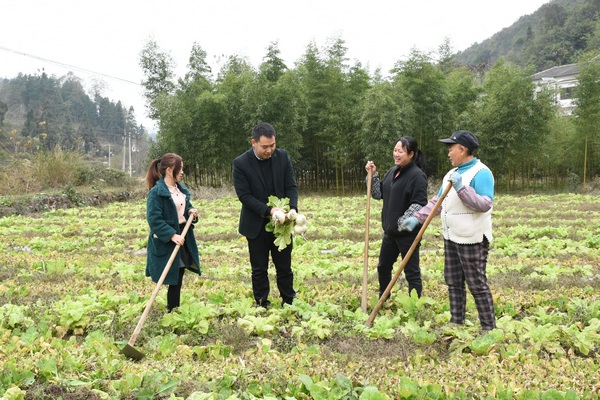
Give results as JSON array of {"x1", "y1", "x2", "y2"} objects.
[
  {"x1": 233, "y1": 148, "x2": 298, "y2": 240},
  {"x1": 376, "y1": 161, "x2": 428, "y2": 236}
]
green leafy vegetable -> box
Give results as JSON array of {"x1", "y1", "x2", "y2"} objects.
[{"x1": 265, "y1": 196, "x2": 308, "y2": 251}]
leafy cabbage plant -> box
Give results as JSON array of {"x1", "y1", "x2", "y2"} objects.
[{"x1": 265, "y1": 196, "x2": 308, "y2": 251}]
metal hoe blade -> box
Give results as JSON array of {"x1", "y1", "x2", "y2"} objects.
[{"x1": 120, "y1": 343, "x2": 145, "y2": 361}]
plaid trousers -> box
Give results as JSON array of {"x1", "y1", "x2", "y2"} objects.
[{"x1": 443, "y1": 238, "x2": 496, "y2": 330}]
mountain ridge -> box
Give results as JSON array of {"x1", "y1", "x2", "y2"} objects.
[{"x1": 455, "y1": 0, "x2": 600, "y2": 72}]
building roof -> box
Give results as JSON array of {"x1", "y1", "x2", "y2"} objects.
[{"x1": 532, "y1": 64, "x2": 579, "y2": 80}]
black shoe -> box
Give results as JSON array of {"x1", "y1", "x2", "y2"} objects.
[
  {"x1": 256, "y1": 299, "x2": 271, "y2": 309},
  {"x1": 167, "y1": 305, "x2": 179, "y2": 313}
]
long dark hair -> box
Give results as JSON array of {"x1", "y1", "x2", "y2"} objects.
[
  {"x1": 397, "y1": 136, "x2": 425, "y2": 170},
  {"x1": 145, "y1": 153, "x2": 183, "y2": 190}
]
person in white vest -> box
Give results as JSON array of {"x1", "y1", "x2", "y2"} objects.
[{"x1": 399, "y1": 130, "x2": 496, "y2": 333}]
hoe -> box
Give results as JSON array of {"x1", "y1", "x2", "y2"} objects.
[
  {"x1": 366, "y1": 182, "x2": 452, "y2": 327},
  {"x1": 120, "y1": 217, "x2": 193, "y2": 360}
]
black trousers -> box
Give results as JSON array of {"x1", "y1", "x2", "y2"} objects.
[
  {"x1": 167, "y1": 266, "x2": 185, "y2": 312},
  {"x1": 167, "y1": 232, "x2": 194, "y2": 312},
  {"x1": 377, "y1": 233, "x2": 422, "y2": 298},
  {"x1": 247, "y1": 228, "x2": 296, "y2": 306}
]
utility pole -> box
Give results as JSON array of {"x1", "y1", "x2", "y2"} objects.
[
  {"x1": 128, "y1": 130, "x2": 132, "y2": 177},
  {"x1": 108, "y1": 144, "x2": 111, "y2": 169},
  {"x1": 122, "y1": 128, "x2": 126, "y2": 171}
]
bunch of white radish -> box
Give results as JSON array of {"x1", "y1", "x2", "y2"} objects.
[
  {"x1": 270, "y1": 208, "x2": 308, "y2": 233},
  {"x1": 287, "y1": 209, "x2": 308, "y2": 234},
  {"x1": 265, "y1": 196, "x2": 308, "y2": 251}
]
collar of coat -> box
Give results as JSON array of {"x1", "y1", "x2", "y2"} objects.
[
  {"x1": 247, "y1": 147, "x2": 280, "y2": 162},
  {"x1": 387, "y1": 160, "x2": 417, "y2": 179},
  {"x1": 154, "y1": 178, "x2": 191, "y2": 198}
]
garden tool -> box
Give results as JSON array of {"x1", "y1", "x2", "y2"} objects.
[
  {"x1": 120, "y1": 217, "x2": 193, "y2": 360},
  {"x1": 365, "y1": 181, "x2": 453, "y2": 327},
  {"x1": 362, "y1": 168, "x2": 373, "y2": 313}
]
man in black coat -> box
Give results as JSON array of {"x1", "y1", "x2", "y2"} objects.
[{"x1": 233, "y1": 122, "x2": 299, "y2": 308}]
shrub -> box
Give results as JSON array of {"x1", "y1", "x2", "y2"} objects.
[
  {"x1": 75, "y1": 162, "x2": 133, "y2": 187},
  {"x1": 0, "y1": 157, "x2": 42, "y2": 194},
  {"x1": 0, "y1": 149, "x2": 136, "y2": 195},
  {"x1": 32, "y1": 148, "x2": 82, "y2": 188}
]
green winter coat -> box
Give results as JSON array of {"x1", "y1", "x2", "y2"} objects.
[{"x1": 145, "y1": 178, "x2": 201, "y2": 285}]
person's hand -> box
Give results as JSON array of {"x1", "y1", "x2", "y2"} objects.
[
  {"x1": 171, "y1": 234, "x2": 185, "y2": 246},
  {"x1": 270, "y1": 207, "x2": 287, "y2": 224},
  {"x1": 365, "y1": 161, "x2": 376, "y2": 174},
  {"x1": 188, "y1": 208, "x2": 198, "y2": 218},
  {"x1": 399, "y1": 217, "x2": 419, "y2": 232},
  {"x1": 270, "y1": 207, "x2": 286, "y2": 216},
  {"x1": 450, "y1": 172, "x2": 463, "y2": 191}
]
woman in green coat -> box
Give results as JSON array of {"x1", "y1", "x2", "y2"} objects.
[{"x1": 145, "y1": 153, "x2": 201, "y2": 312}]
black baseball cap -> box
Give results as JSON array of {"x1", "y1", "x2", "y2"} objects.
[{"x1": 439, "y1": 130, "x2": 479, "y2": 151}]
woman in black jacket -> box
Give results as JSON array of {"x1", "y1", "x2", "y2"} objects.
[{"x1": 365, "y1": 136, "x2": 428, "y2": 299}]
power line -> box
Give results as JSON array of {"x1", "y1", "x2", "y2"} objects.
[{"x1": 0, "y1": 45, "x2": 140, "y2": 86}]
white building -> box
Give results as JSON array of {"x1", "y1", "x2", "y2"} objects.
[{"x1": 532, "y1": 64, "x2": 579, "y2": 116}]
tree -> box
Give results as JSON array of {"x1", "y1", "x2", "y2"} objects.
[
  {"x1": 250, "y1": 67, "x2": 306, "y2": 162},
  {"x1": 295, "y1": 41, "x2": 327, "y2": 190},
  {"x1": 0, "y1": 100, "x2": 8, "y2": 125},
  {"x1": 444, "y1": 66, "x2": 481, "y2": 126},
  {"x1": 476, "y1": 58, "x2": 554, "y2": 189},
  {"x1": 96, "y1": 95, "x2": 125, "y2": 143},
  {"x1": 391, "y1": 48, "x2": 450, "y2": 176},
  {"x1": 574, "y1": 52, "x2": 600, "y2": 190},
  {"x1": 184, "y1": 42, "x2": 213, "y2": 84},
  {"x1": 21, "y1": 109, "x2": 38, "y2": 138},
  {"x1": 160, "y1": 42, "x2": 215, "y2": 184},
  {"x1": 214, "y1": 55, "x2": 257, "y2": 182},
  {"x1": 139, "y1": 39, "x2": 176, "y2": 120},
  {"x1": 318, "y1": 36, "x2": 358, "y2": 193},
  {"x1": 358, "y1": 81, "x2": 409, "y2": 168},
  {"x1": 437, "y1": 37, "x2": 458, "y2": 74},
  {"x1": 259, "y1": 41, "x2": 288, "y2": 83},
  {"x1": 78, "y1": 112, "x2": 98, "y2": 154}
]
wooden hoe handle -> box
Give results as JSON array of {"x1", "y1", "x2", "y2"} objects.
[
  {"x1": 365, "y1": 181, "x2": 453, "y2": 327},
  {"x1": 127, "y1": 217, "x2": 194, "y2": 346}
]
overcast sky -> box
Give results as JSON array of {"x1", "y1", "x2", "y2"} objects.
[{"x1": 2, "y1": 0, "x2": 551, "y2": 131}]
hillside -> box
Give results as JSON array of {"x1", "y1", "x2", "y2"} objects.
[
  {"x1": 0, "y1": 72, "x2": 151, "y2": 174},
  {"x1": 455, "y1": 0, "x2": 600, "y2": 72}
]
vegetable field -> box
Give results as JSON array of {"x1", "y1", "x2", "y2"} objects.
[{"x1": 1, "y1": 191, "x2": 599, "y2": 399}]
